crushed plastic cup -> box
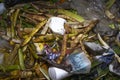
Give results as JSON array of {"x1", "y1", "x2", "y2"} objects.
[
  {"x1": 48, "y1": 17, "x2": 66, "y2": 35},
  {"x1": 66, "y1": 51, "x2": 91, "y2": 74},
  {"x1": 95, "y1": 48, "x2": 114, "y2": 68},
  {"x1": 48, "y1": 67, "x2": 71, "y2": 80}
]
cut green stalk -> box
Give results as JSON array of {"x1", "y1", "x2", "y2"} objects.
[
  {"x1": 57, "y1": 9, "x2": 84, "y2": 22},
  {"x1": 10, "y1": 44, "x2": 20, "y2": 64},
  {"x1": 5, "y1": 65, "x2": 20, "y2": 72},
  {"x1": 11, "y1": 9, "x2": 20, "y2": 38},
  {"x1": 28, "y1": 44, "x2": 39, "y2": 59},
  {"x1": 18, "y1": 49, "x2": 25, "y2": 70},
  {"x1": 22, "y1": 20, "x2": 47, "y2": 46},
  {"x1": 0, "y1": 65, "x2": 20, "y2": 72}
]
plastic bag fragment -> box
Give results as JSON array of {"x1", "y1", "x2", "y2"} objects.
[
  {"x1": 44, "y1": 44, "x2": 60, "y2": 60},
  {"x1": 95, "y1": 48, "x2": 114, "y2": 69}
]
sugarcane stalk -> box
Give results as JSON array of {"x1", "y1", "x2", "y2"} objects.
[
  {"x1": 22, "y1": 19, "x2": 47, "y2": 46},
  {"x1": 30, "y1": 20, "x2": 47, "y2": 36},
  {"x1": 80, "y1": 36, "x2": 91, "y2": 59},
  {"x1": 0, "y1": 65, "x2": 20, "y2": 72},
  {"x1": 26, "y1": 14, "x2": 46, "y2": 21},
  {"x1": 83, "y1": 19, "x2": 98, "y2": 34},
  {"x1": 11, "y1": 9, "x2": 20, "y2": 38},
  {"x1": 33, "y1": 34, "x2": 56, "y2": 42},
  {"x1": 28, "y1": 44, "x2": 39, "y2": 59},
  {"x1": 10, "y1": 44, "x2": 20, "y2": 64},
  {"x1": 57, "y1": 15, "x2": 77, "y2": 22},
  {"x1": 57, "y1": 9, "x2": 85, "y2": 22},
  {"x1": 56, "y1": 34, "x2": 67, "y2": 64},
  {"x1": 41, "y1": 19, "x2": 50, "y2": 34},
  {"x1": 5, "y1": 65, "x2": 20, "y2": 72},
  {"x1": 76, "y1": 20, "x2": 98, "y2": 59},
  {"x1": 3, "y1": 70, "x2": 33, "y2": 79},
  {"x1": 21, "y1": 14, "x2": 38, "y2": 24},
  {"x1": 33, "y1": 34, "x2": 76, "y2": 43},
  {"x1": 18, "y1": 49, "x2": 25, "y2": 70}
]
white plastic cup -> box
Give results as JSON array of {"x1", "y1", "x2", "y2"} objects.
[{"x1": 48, "y1": 67, "x2": 71, "y2": 80}]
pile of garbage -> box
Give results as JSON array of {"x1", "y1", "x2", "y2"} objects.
[{"x1": 0, "y1": 0, "x2": 120, "y2": 80}]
